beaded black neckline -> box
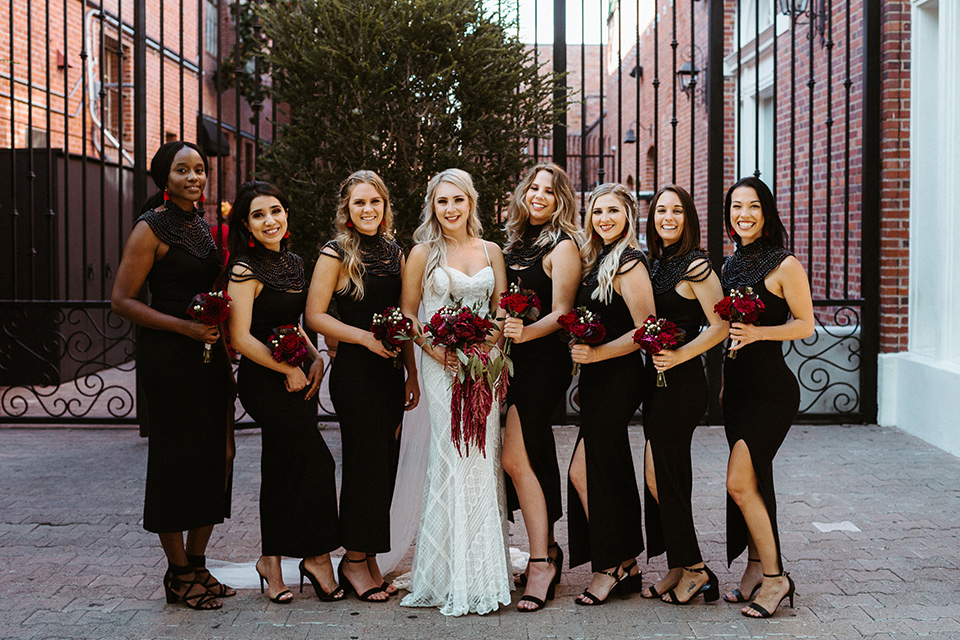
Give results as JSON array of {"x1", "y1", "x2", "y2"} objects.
[
  {"x1": 650, "y1": 244, "x2": 712, "y2": 295},
  {"x1": 507, "y1": 224, "x2": 567, "y2": 269},
  {"x1": 721, "y1": 238, "x2": 793, "y2": 291},
  {"x1": 137, "y1": 202, "x2": 216, "y2": 259},
  {"x1": 228, "y1": 247, "x2": 306, "y2": 292},
  {"x1": 323, "y1": 234, "x2": 402, "y2": 277}
]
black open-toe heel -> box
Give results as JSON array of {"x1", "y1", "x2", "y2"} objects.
[
  {"x1": 163, "y1": 563, "x2": 222, "y2": 610},
  {"x1": 618, "y1": 559, "x2": 643, "y2": 594},
  {"x1": 663, "y1": 565, "x2": 719, "y2": 605},
  {"x1": 724, "y1": 557, "x2": 761, "y2": 603},
  {"x1": 517, "y1": 556, "x2": 559, "y2": 613},
  {"x1": 575, "y1": 561, "x2": 633, "y2": 606},
  {"x1": 338, "y1": 557, "x2": 389, "y2": 602},
  {"x1": 743, "y1": 572, "x2": 795, "y2": 619},
  {"x1": 186, "y1": 554, "x2": 236, "y2": 598},
  {"x1": 256, "y1": 565, "x2": 293, "y2": 604},
  {"x1": 365, "y1": 553, "x2": 397, "y2": 596},
  {"x1": 516, "y1": 542, "x2": 563, "y2": 588},
  {"x1": 299, "y1": 559, "x2": 344, "y2": 602}
]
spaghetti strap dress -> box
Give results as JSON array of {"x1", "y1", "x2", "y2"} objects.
[
  {"x1": 503, "y1": 226, "x2": 573, "y2": 525},
  {"x1": 567, "y1": 245, "x2": 646, "y2": 572},
  {"x1": 720, "y1": 240, "x2": 798, "y2": 570},
  {"x1": 643, "y1": 247, "x2": 712, "y2": 568},
  {"x1": 401, "y1": 242, "x2": 512, "y2": 616},
  {"x1": 135, "y1": 204, "x2": 233, "y2": 534},
  {"x1": 324, "y1": 234, "x2": 405, "y2": 553},
  {"x1": 231, "y1": 249, "x2": 340, "y2": 558}
]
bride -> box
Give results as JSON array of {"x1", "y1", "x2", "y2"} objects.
[{"x1": 399, "y1": 168, "x2": 512, "y2": 616}]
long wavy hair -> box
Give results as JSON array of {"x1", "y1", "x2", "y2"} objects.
[
  {"x1": 333, "y1": 170, "x2": 395, "y2": 301},
  {"x1": 413, "y1": 168, "x2": 482, "y2": 299},
  {"x1": 504, "y1": 162, "x2": 582, "y2": 254},
  {"x1": 581, "y1": 183, "x2": 642, "y2": 304},
  {"x1": 723, "y1": 175, "x2": 787, "y2": 248},
  {"x1": 228, "y1": 181, "x2": 292, "y2": 260},
  {"x1": 645, "y1": 184, "x2": 702, "y2": 261}
]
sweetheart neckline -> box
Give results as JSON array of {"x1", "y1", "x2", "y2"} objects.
[{"x1": 444, "y1": 265, "x2": 493, "y2": 279}]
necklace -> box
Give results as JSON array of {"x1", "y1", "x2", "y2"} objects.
[{"x1": 137, "y1": 201, "x2": 216, "y2": 259}]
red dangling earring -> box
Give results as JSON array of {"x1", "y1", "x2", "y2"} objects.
[
  {"x1": 163, "y1": 188, "x2": 170, "y2": 201},
  {"x1": 347, "y1": 221, "x2": 354, "y2": 228},
  {"x1": 283, "y1": 230, "x2": 290, "y2": 239},
  {"x1": 248, "y1": 237, "x2": 255, "y2": 248},
  {"x1": 200, "y1": 193, "x2": 206, "y2": 204},
  {"x1": 622, "y1": 229, "x2": 628, "y2": 238}
]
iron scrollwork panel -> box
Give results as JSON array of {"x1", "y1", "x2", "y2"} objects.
[{"x1": 0, "y1": 302, "x2": 136, "y2": 420}]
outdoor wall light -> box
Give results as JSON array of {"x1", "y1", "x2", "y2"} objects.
[
  {"x1": 623, "y1": 121, "x2": 652, "y2": 144},
  {"x1": 676, "y1": 61, "x2": 699, "y2": 96},
  {"x1": 777, "y1": 0, "x2": 809, "y2": 14},
  {"x1": 779, "y1": 0, "x2": 826, "y2": 44}
]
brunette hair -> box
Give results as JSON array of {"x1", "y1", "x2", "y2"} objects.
[
  {"x1": 227, "y1": 181, "x2": 292, "y2": 259},
  {"x1": 723, "y1": 176, "x2": 788, "y2": 248},
  {"x1": 503, "y1": 162, "x2": 581, "y2": 253},
  {"x1": 645, "y1": 184, "x2": 702, "y2": 260}
]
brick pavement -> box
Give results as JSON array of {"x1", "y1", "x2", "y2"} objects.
[{"x1": 0, "y1": 423, "x2": 959, "y2": 640}]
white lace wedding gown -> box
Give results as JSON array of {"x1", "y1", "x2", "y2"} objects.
[{"x1": 400, "y1": 261, "x2": 512, "y2": 616}]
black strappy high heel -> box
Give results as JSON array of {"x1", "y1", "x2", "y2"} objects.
[
  {"x1": 337, "y1": 557, "x2": 389, "y2": 602},
  {"x1": 186, "y1": 554, "x2": 236, "y2": 598},
  {"x1": 742, "y1": 572, "x2": 796, "y2": 619},
  {"x1": 256, "y1": 561, "x2": 293, "y2": 604},
  {"x1": 724, "y1": 557, "x2": 761, "y2": 603},
  {"x1": 662, "y1": 565, "x2": 719, "y2": 605},
  {"x1": 575, "y1": 559, "x2": 637, "y2": 606},
  {"x1": 163, "y1": 563, "x2": 222, "y2": 610},
  {"x1": 299, "y1": 559, "x2": 344, "y2": 602},
  {"x1": 365, "y1": 553, "x2": 397, "y2": 596},
  {"x1": 517, "y1": 556, "x2": 559, "y2": 613}
]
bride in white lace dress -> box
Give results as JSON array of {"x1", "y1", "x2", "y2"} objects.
[{"x1": 399, "y1": 168, "x2": 512, "y2": 616}]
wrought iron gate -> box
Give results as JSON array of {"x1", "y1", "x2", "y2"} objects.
[{"x1": 0, "y1": 0, "x2": 881, "y2": 424}]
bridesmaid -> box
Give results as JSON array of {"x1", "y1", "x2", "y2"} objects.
[
  {"x1": 226, "y1": 181, "x2": 342, "y2": 604},
  {"x1": 500, "y1": 163, "x2": 581, "y2": 612},
  {"x1": 567, "y1": 183, "x2": 654, "y2": 605},
  {"x1": 720, "y1": 176, "x2": 813, "y2": 618},
  {"x1": 111, "y1": 141, "x2": 233, "y2": 610},
  {"x1": 306, "y1": 170, "x2": 419, "y2": 602},
  {"x1": 639, "y1": 185, "x2": 728, "y2": 604}
]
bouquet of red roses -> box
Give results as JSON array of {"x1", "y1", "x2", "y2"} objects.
[
  {"x1": 713, "y1": 286, "x2": 765, "y2": 359},
  {"x1": 557, "y1": 306, "x2": 606, "y2": 375},
  {"x1": 498, "y1": 282, "x2": 542, "y2": 355},
  {"x1": 267, "y1": 324, "x2": 309, "y2": 368},
  {"x1": 633, "y1": 315, "x2": 687, "y2": 387},
  {"x1": 424, "y1": 300, "x2": 511, "y2": 458},
  {"x1": 371, "y1": 306, "x2": 414, "y2": 369},
  {"x1": 186, "y1": 290, "x2": 232, "y2": 363}
]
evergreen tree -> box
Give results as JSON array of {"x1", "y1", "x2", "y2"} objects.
[{"x1": 235, "y1": 0, "x2": 563, "y2": 267}]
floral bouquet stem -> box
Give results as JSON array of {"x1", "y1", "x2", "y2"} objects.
[
  {"x1": 713, "y1": 286, "x2": 765, "y2": 360},
  {"x1": 557, "y1": 306, "x2": 606, "y2": 376},
  {"x1": 633, "y1": 315, "x2": 686, "y2": 388},
  {"x1": 186, "y1": 291, "x2": 232, "y2": 363}
]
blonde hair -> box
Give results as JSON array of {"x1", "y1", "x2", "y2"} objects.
[
  {"x1": 504, "y1": 162, "x2": 582, "y2": 254},
  {"x1": 581, "y1": 183, "x2": 642, "y2": 304},
  {"x1": 413, "y1": 168, "x2": 482, "y2": 299},
  {"x1": 332, "y1": 170, "x2": 395, "y2": 301}
]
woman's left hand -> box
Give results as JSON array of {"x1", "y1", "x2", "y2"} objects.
[
  {"x1": 304, "y1": 357, "x2": 324, "y2": 400},
  {"x1": 404, "y1": 374, "x2": 420, "y2": 410},
  {"x1": 729, "y1": 321, "x2": 763, "y2": 351},
  {"x1": 502, "y1": 317, "x2": 526, "y2": 344},
  {"x1": 651, "y1": 349, "x2": 683, "y2": 372},
  {"x1": 570, "y1": 343, "x2": 599, "y2": 365}
]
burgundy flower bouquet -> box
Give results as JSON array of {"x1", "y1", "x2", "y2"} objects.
[
  {"x1": 498, "y1": 282, "x2": 542, "y2": 355},
  {"x1": 557, "y1": 306, "x2": 606, "y2": 375},
  {"x1": 633, "y1": 315, "x2": 687, "y2": 387},
  {"x1": 186, "y1": 290, "x2": 232, "y2": 363},
  {"x1": 713, "y1": 286, "x2": 765, "y2": 359},
  {"x1": 267, "y1": 324, "x2": 309, "y2": 368},
  {"x1": 371, "y1": 306, "x2": 414, "y2": 369},
  {"x1": 424, "y1": 300, "x2": 511, "y2": 458}
]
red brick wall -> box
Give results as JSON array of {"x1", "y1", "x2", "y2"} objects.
[{"x1": 0, "y1": 0, "x2": 275, "y2": 206}]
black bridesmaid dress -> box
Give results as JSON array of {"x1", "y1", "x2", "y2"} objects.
[
  {"x1": 324, "y1": 235, "x2": 405, "y2": 553},
  {"x1": 136, "y1": 205, "x2": 233, "y2": 534},
  {"x1": 721, "y1": 241, "x2": 799, "y2": 571},
  {"x1": 232, "y1": 249, "x2": 340, "y2": 558},
  {"x1": 643, "y1": 247, "x2": 712, "y2": 568},
  {"x1": 504, "y1": 226, "x2": 573, "y2": 526},
  {"x1": 567, "y1": 245, "x2": 646, "y2": 572}
]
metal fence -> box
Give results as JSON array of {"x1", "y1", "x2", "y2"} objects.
[{"x1": 0, "y1": 0, "x2": 880, "y2": 424}]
